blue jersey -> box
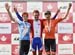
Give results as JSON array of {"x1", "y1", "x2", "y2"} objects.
[{"x1": 16, "y1": 17, "x2": 31, "y2": 40}]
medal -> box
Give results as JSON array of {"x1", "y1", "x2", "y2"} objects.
[
  {"x1": 48, "y1": 26, "x2": 50, "y2": 32},
  {"x1": 22, "y1": 22, "x2": 29, "y2": 37},
  {"x1": 36, "y1": 31, "x2": 38, "y2": 33}
]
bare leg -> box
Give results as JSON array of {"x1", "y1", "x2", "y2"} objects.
[
  {"x1": 46, "y1": 51, "x2": 51, "y2": 55},
  {"x1": 33, "y1": 51, "x2": 36, "y2": 55},
  {"x1": 51, "y1": 51, "x2": 56, "y2": 55},
  {"x1": 38, "y1": 50, "x2": 42, "y2": 55}
]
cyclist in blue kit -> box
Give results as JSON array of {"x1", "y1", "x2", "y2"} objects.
[{"x1": 5, "y1": 3, "x2": 31, "y2": 55}]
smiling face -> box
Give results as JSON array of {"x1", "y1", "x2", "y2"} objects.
[
  {"x1": 33, "y1": 10, "x2": 39, "y2": 20},
  {"x1": 33, "y1": 12, "x2": 39, "y2": 20},
  {"x1": 44, "y1": 11, "x2": 51, "y2": 20},
  {"x1": 45, "y1": 13, "x2": 51, "y2": 19},
  {"x1": 22, "y1": 12, "x2": 28, "y2": 22}
]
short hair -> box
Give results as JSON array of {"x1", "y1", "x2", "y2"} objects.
[
  {"x1": 33, "y1": 10, "x2": 39, "y2": 14},
  {"x1": 22, "y1": 12, "x2": 28, "y2": 17}
]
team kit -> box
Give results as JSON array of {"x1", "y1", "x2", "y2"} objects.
[{"x1": 5, "y1": 3, "x2": 72, "y2": 55}]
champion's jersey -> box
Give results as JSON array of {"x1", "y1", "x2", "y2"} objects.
[
  {"x1": 29, "y1": 19, "x2": 44, "y2": 38},
  {"x1": 33, "y1": 20, "x2": 41, "y2": 37}
]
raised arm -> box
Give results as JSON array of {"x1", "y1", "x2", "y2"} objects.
[
  {"x1": 63, "y1": 3, "x2": 72, "y2": 19},
  {"x1": 52, "y1": 8, "x2": 60, "y2": 19},
  {"x1": 14, "y1": 7, "x2": 23, "y2": 21},
  {"x1": 55, "y1": 3, "x2": 72, "y2": 23},
  {"x1": 5, "y1": 3, "x2": 18, "y2": 23},
  {"x1": 5, "y1": 3, "x2": 15, "y2": 22}
]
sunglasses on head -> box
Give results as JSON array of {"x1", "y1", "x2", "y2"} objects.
[{"x1": 45, "y1": 13, "x2": 51, "y2": 15}]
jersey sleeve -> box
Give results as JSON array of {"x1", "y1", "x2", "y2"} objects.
[
  {"x1": 16, "y1": 12, "x2": 23, "y2": 21},
  {"x1": 55, "y1": 18, "x2": 63, "y2": 23},
  {"x1": 28, "y1": 19, "x2": 33, "y2": 38},
  {"x1": 42, "y1": 19, "x2": 45, "y2": 29},
  {"x1": 52, "y1": 13, "x2": 58, "y2": 19},
  {"x1": 28, "y1": 19, "x2": 33, "y2": 31},
  {"x1": 15, "y1": 17, "x2": 23, "y2": 24}
]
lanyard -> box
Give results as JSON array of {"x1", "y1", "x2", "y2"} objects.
[
  {"x1": 47, "y1": 20, "x2": 51, "y2": 32},
  {"x1": 23, "y1": 21, "x2": 27, "y2": 28}
]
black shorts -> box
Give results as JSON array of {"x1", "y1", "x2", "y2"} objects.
[
  {"x1": 44, "y1": 39, "x2": 56, "y2": 52},
  {"x1": 20, "y1": 40, "x2": 30, "y2": 55}
]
